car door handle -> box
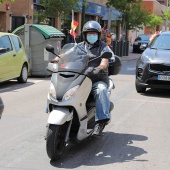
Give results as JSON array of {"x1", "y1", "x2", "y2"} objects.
[{"x1": 13, "y1": 54, "x2": 16, "y2": 57}]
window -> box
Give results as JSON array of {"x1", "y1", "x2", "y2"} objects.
[
  {"x1": 10, "y1": 35, "x2": 22, "y2": 52},
  {"x1": 0, "y1": 36, "x2": 12, "y2": 53}
]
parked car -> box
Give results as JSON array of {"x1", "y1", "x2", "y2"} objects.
[
  {"x1": 135, "y1": 31, "x2": 170, "y2": 93},
  {"x1": 0, "y1": 32, "x2": 29, "y2": 83},
  {"x1": 0, "y1": 97, "x2": 4, "y2": 119},
  {"x1": 133, "y1": 34, "x2": 151, "y2": 53}
]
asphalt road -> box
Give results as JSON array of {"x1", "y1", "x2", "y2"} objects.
[{"x1": 0, "y1": 58, "x2": 170, "y2": 170}]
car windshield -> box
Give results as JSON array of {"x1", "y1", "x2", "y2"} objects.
[
  {"x1": 136, "y1": 35, "x2": 150, "y2": 41},
  {"x1": 150, "y1": 34, "x2": 170, "y2": 50}
]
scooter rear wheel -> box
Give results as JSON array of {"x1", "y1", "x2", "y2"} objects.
[{"x1": 46, "y1": 124, "x2": 67, "y2": 161}]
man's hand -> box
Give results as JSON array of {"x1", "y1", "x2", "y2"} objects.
[
  {"x1": 96, "y1": 65, "x2": 105, "y2": 70},
  {"x1": 51, "y1": 57, "x2": 60, "y2": 63}
]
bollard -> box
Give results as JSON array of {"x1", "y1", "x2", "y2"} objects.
[
  {"x1": 119, "y1": 41, "x2": 123, "y2": 57},
  {"x1": 116, "y1": 41, "x2": 120, "y2": 56}
]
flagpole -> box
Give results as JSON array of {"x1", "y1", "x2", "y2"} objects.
[{"x1": 72, "y1": 10, "x2": 76, "y2": 44}]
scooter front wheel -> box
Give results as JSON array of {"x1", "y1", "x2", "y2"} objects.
[{"x1": 46, "y1": 124, "x2": 67, "y2": 161}]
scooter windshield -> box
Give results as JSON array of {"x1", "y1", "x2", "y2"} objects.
[{"x1": 58, "y1": 43, "x2": 89, "y2": 73}]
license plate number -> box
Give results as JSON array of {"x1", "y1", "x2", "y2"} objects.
[{"x1": 158, "y1": 75, "x2": 170, "y2": 81}]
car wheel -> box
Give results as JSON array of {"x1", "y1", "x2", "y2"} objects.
[
  {"x1": 17, "y1": 64, "x2": 28, "y2": 83},
  {"x1": 135, "y1": 83, "x2": 146, "y2": 93}
]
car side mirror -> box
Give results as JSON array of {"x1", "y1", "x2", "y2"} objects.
[
  {"x1": 0, "y1": 48, "x2": 7, "y2": 54},
  {"x1": 101, "y1": 51, "x2": 112, "y2": 59}
]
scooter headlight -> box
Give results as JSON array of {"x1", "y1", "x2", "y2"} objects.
[
  {"x1": 49, "y1": 83, "x2": 56, "y2": 99},
  {"x1": 62, "y1": 85, "x2": 80, "y2": 101}
]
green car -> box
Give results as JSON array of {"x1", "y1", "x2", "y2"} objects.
[{"x1": 0, "y1": 32, "x2": 29, "y2": 83}]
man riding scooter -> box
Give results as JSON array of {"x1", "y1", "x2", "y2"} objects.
[{"x1": 51, "y1": 20, "x2": 115, "y2": 136}]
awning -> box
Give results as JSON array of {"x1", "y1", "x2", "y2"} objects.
[{"x1": 102, "y1": 8, "x2": 122, "y2": 20}]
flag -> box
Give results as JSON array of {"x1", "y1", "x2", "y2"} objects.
[
  {"x1": 149, "y1": 31, "x2": 159, "y2": 42},
  {"x1": 70, "y1": 20, "x2": 78, "y2": 38},
  {"x1": 102, "y1": 25, "x2": 107, "y2": 33}
]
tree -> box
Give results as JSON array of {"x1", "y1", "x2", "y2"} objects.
[
  {"x1": 39, "y1": 0, "x2": 79, "y2": 18},
  {"x1": 162, "y1": 8, "x2": 170, "y2": 26},
  {"x1": 0, "y1": 0, "x2": 14, "y2": 4},
  {"x1": 145, "y1": 14, "x2": 163, "y2": 33},
  {"x1": 106, "y1": 0, "x2": 151, "y2": 39}
]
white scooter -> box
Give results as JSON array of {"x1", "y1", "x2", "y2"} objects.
[{"x1": 45, "y1": 43, "x2": 118, "y2": 161}]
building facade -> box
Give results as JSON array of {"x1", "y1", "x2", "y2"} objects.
[
  {"x1": 157, "y1": 0, "x2": 168, "y2": 6},
  {"x1": 0, "y1": 0, "x2": 120, "y2": 33},
  {"x1": 130, "y1": 0, "x2": 168, "y2": 43},
  {"x1": 0, "y1": 0, "x2": 33, "y2": 32},
  {"x1": 0, "y1": 0, "x2": 169, "y2": 43}
]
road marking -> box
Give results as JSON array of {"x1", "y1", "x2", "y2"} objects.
[{"x1": 34, "y1": 80, "x2": 44, "y2": 83}]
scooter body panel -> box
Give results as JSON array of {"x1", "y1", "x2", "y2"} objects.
[
  {"x1": 47, "y1": 76, "x2": 93, "y2": 140},
  {"x1": 48, "y1": 107, "x2": 73, "y2": 125}
]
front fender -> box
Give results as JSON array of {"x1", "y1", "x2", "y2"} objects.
[{"x1": 48, "y1": 107, "x2": 73, "y2": 125}]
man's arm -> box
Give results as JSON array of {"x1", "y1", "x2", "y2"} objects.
[
  {"x1": 97, "y1": 45, "x2": 115, "y2": 70},
  {"x1": 97, "y1": 58, "x2": 109, "y2": 70}
]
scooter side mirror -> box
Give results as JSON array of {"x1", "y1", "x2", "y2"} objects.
[
  {"x1": 101, "y1": 51, "x2": 112, "y2": 59},
  {"x1": 46, "y1": 44, "x2": 54, "y2": 53}
]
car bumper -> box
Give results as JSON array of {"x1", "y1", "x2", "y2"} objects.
[
  {"x1": 136, "y1": 64, "x2": 170, "y2": 89},
  {"x1": 136, "y1": 78, "x2": 170, "y2": 89}
]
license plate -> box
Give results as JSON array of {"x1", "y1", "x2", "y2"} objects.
[{"x1": 158, "y1": 75, "x2": 170, "y2": 81}]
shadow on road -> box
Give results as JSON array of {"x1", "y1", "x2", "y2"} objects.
[
  {"x1": 0, "y1": 77, "x2": 50, "y2": 93},
  {"x1": 50, "y1": 132, "x2": 148, "y2": 168},
  {"x1": 141, "y1": 88, "x2": 170, "y2": 98},
  {"x1": 0, "y1": 80, "x2": 34, "y2": 93}
]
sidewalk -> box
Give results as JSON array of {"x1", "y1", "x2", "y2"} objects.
[{"x1": 119, "y1": 46, "x2": 142, "y2": 61}]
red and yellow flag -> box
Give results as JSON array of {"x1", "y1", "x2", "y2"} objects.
[
  {"x1": 70, "y1": 20, "x2": 79, "y2": 38},
  {"x1": 149, "y1": 31, "x2": 159, "y2": 42}
]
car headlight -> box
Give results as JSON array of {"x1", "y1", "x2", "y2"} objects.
[
  {"x1": 141, "y1": 53, "x2": 152, "y2": 63},
  {"x1": 49, "y1": 83, "x2": 56, "y2": 99},
  {"x1": 62, "y1": 85, "x2": 80, "y2": 101}
]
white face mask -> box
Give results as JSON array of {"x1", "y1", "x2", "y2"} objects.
[{"x1": 87, "y1": 34, "x2": 98, "y2": 44}]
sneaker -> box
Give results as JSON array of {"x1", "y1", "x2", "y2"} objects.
[{"x1": 93, "y1": 123, "x2": 106, "y2": 136}]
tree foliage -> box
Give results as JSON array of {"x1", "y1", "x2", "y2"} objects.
[
  {"x1": 0, "y1": 0, "x2": 14, "y2": 4},
  {"x1": 163, "y1": 8, "x2": 170, "y2": 26},
  {"x1": 106, "y1": 0, "x2": 151, "y2": 31},
  {"x1": 39, "y1": 0, "x2": 79, "y2": 18},
  {"x1": 145, "y1": 14, "x2": 163, "y2": 32}
]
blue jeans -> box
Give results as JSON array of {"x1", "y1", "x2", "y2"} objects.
[{"x1": 91, "y1": 81, "x2": 110, "y2": 122}]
